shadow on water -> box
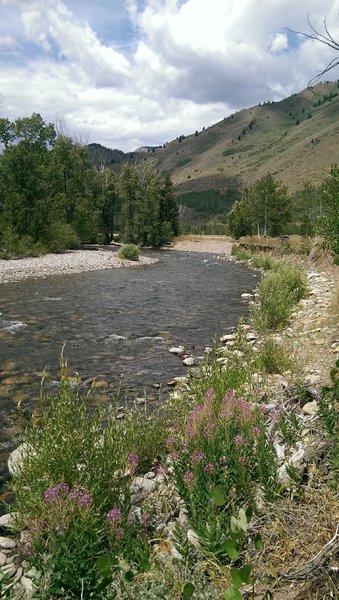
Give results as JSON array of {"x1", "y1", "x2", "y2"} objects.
[{"x1": 0, "y1": 250, "x2": 259, "y2": 498}]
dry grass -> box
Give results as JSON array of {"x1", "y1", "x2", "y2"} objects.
[{"x1": 250, "y1": 479, "x2": 339, "y2": 599}]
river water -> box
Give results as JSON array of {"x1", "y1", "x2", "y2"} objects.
[{"x1": 0, "y1": 250, "x2": 259, "y2": 496}]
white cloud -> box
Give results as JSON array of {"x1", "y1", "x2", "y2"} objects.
[
  {"x1": 0, "y1": 0, "x2": 338, "y2": 150},
  {"x1": 270, "y1": 33, "x2": 289, "y2": 54}
]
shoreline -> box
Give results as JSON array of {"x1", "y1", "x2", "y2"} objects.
[
  {"x1": 0, "y1": 238, "x2": 233, "y2": 285},
  {"x1": 0, "y1": 250, "x2": 158, "y2": 285}
]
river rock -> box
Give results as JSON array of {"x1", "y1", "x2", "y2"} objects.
[
  {"x1": 0, "y1": 536, "x2": 16, "y2": 550},
  {"x1": 0, "y1": 551, "x2": 6, "y2": 566},
  {"x1": 169, "y1": 347, "x2": 185, "y2": 355},
  {"x1": 8, "y1": 444, "x2": 31, "y2": 476},
  {"x1": 241, "y1": 293, "x2": 253, "y2": 300},
  {"x1": 131, "y1": 477, "x2": 157, "y2": 495},
  {"x1": 0, "y1": 513, "x2": 19, "y2": 530},
  {"x1": 302, "y1": 401, "x2": 318, "y2": 416},
  {"x1": 219, "y1": 334, "x2": 236, "y2": 342},
  {"x1": 20, "y1": 575, "x2": 34, "y2": 594},
  {"x1": 182, "y1": 357, "x2": 195, "y2": 367}
]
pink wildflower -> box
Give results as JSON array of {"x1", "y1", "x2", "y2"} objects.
[
  {"x1": 234, "y1": 434, "x2": 244, "y2": 447},
  {"x1": 106, "y1": 507, "x2": 121, "y2": 524},
  {"x1": 128, "y1": 452, "x2": 140, "y2": 467},
  {"x1": 183, "y1": 471, "x2": 194, "y2": 486},
  {"x1": 204, "y1": 463, "x2": 214, "y2": 474},
  {"x1": 191, "y1": 451, "x2": 205, "y2": 464}
]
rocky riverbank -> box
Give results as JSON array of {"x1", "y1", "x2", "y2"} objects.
[
  {"x1": 0, "y1": 250, "x2": 158, "y2": 285},
  {"x1": 0, "y1": 247, "x2": 338, "y2": 599}
]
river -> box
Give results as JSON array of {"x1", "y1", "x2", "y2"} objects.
[{"x1": 0, "y1": 250, "x2": 259, "y2": 497}]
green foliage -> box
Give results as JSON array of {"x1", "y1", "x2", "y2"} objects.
[
  {"x1": 177, "y1": 186, "x2": 240, "y2": 217},
  {"x1": 256, "y1": 337, "x2": 293, "y2": 374},
  {"x1": 119, "y1": 161, "x2": 178, "y2": 247},
  {"x1": 316, "y1": 164, "x2": 339, "y2": 260},
  {"x1": 250, "y1": 254, "x2": 276, "y2": 270},
  {"x1": 42, "y1": 222, "x2": 80, "y2": 253},
  {"x1": 228, "y1": 174, "x2": 292, "y2": 238},
  {"x1": 117, "y1": 244, "x2": 140, "y2": 261},
  {"x1": 251, "y1": 260, "x2": 308, "y2": 332},
  {"x1": 9, "y1": 356, "x2": 173, "y2": 598},
  {"x1": 319, "y1": 360, "x2": 339, "y2": 488},
  {"x1": 169, "y1": 385, "x2": 278, "y2": 559}
]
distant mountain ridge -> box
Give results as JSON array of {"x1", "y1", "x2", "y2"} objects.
[
  {"x1": 88, "y1": 81, "x2": 338, "y2": 199},
  {"x1": 150, "y1": 80, "x2": 339, "y2": 195}
]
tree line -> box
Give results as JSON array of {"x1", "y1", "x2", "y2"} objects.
[
  {"x1": 0, "y1": 114, "x2": 179, "y2": 257},
  {"x1": 227, "y1": 169, "x2": 339, "y2": 260}
]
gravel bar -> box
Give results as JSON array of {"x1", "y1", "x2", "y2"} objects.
[{"x1": 0, "y1": 250, "x2": 158, "y2": 284}]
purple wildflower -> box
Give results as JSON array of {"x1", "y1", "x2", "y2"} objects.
[
  {"x1": 204, "y1": 463, "x2": 214, "y2": 474},
  {"x1": 141, "y1": 513, "x2": 151, "y2": 527},
  {"x1": 44, "y1": 482, "x2": 69, "y2": 502},
  {"x1": 106, "y1": 507, "x2": 121, "y2": 524},
  {"x1": 77, "y1": 494, "x2": 92, "y2": 507},
  {"x1": 204, "y1": 388, "x2": 215, "y2": 400},
  {"x1": 191, "y1": 451, "x2": 205, "y2": 464},
  {"x1": 219, "y1": 455, "x2": 228, "y2": 466},
  {"x1": 183, "y1": 471, "x2": 194, "y2": 486},
  {"x1": 252, "y1": 426, "x2": 260, "y2": 437},
  {"x1": 21, "y1": 543, "x2": 33, "y2": 557},
  {"x1": 128, "y1": 452, "x2": 140, "y2": 467},
  {"x1": 165, "y1": 437, "x2": 176, "y2": 450},
  {"x1": 234, "y1": 434, "x2": 244, "y2": 447}
]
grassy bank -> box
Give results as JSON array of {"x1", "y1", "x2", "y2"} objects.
[{"x1": 1, "y1": 252, "x2": 338, "y2": 599}]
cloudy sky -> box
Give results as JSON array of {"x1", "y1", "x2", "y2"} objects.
[{"x1": 0, "y1": 0, "x2": 338, "y2": 151}]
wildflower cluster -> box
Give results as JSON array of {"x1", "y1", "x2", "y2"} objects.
[
  {"x1": 169, "y1": 388, "x2": 278, "y2": 536},
  {"x1": 44, "y1": 482, "x2": 93, "y2": 508}
]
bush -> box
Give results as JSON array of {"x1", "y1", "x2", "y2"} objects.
[
  {"x1": 43, "y1": 222, "x2": 80, "y2": 253},
  {"x1": 11, "y1": 360, "x2": 171, "y2": 598},
  {"x1": 0, "y1": 227, "x2": 47, "y2": 258},
  {"x1": 251, "y1": 260, "x2": 308, "y2": 332},
  {"x1": 256, "y1": 337, "x2": 293, "y2": 374},
  {"x1": 250, "y1": 254, "x2": 276, "y2": 271},
  {"x1": 117, "y1": 244, "x2": 140, "y2": 261}
]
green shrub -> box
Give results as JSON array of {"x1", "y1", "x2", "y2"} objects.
[
  {"x1": 251, "y1": 260, "x2": 308, "y2": 332},
  {"x1": 168, "y1": 386, "x2": 278, "y2": 559},
  {"x1": 0, "y1": 226, "x2": 47, "y2": 258},
  {"x1": 11, "y1": 359, "x2": 171, "y2": 598},
  {"x1": 250, "y1": 254, "x2": 276, "y2": 271},
  {"x1": 231, "y1": 244, "x2": 252, "y2": 261},
  {"x1": 256, "y1": 337, "x2": 293, "y2": 374},
  {"x1": 117, "y1": 244, "x2": 140, "y2": 261},
  {"x1": 43, "y1": 222, "x2": 80, "y2": 253}
]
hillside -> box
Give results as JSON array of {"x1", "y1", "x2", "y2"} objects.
[{"x1": 150, "y1": 81, "x2": 339, "y2": 196}]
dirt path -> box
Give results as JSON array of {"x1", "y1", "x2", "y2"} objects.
[{"x1": 172, "y1": 235, "x2": 233, "y2": 254}]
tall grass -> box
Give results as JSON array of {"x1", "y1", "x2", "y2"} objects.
[{"x1": 251, "y1": 260, "x2": 308, "y2": 332}]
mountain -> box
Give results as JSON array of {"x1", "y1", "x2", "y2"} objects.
[
  {"x1": 86, "y1": 143, "x2": 128, "y2": 168},
  {"x1": 150, "y1": 81, "x2": 339, "y2": 197}
]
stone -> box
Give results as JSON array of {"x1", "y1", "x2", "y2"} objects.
[
  {"x1": 204, "y1": 347, "x2": 213, "y2": 354},
  {"x1": 0, "y1": 536, "x2": 16, "y2": 550},
  {"x1": 169, "y1": 347, "x2": 184, "y2": 355},
  {"x1": 8, "y1": 444, "x2": 31, "y2": 476},
  {"x1": 182, "y1": 357, "x2": 195, "y2": 366},
  {"x1": 0, "y1": 551, "x2": 6, "y2": 567},
  {"x1": 219, "y1": 334, "x2": 236, "y2": 342},
  {"x1": 187, "y1": 529, "x2": 201, "y2": 549},
  {"x1": 0, "y1": 513, "x2": 19, "y2": 530},
  {"x1": 241, "y1": 293, "x2": 253, "y2": 299},
  {"x1": 20, "y1": 575, "x2": 34, "y2": 594},
  {"x1": 173, "y1": 376, "x2": 189, "y2": 384},
  {"x1": 302, "y1": 401, "x2": 318, "y2": 416},
  {"x1": 24, "y1": 566, "x2": 39, "y2": 580},
  {"x1": 0, "y1": 564, "x2": 16, "y2": 578},
  {"x1": 131, "y1": 477, "x2": 157, "y2": 495}
]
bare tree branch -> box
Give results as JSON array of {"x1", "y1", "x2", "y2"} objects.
[{"x1": 287, "y1": 15, "x2": 339, "y2": 86}]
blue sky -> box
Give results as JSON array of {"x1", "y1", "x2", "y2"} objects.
[{"x1": 0, "y1": 0, "x2": 338, "y2": 151}]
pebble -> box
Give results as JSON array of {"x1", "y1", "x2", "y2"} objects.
[{"x1": 0, "y1": 551, "x2": 6, "y2": 567}]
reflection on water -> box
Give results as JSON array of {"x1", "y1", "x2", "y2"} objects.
[{"x1": 0, "y1": 250, "x2": 259, "y2": 493}]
